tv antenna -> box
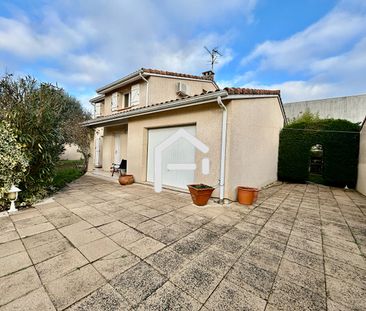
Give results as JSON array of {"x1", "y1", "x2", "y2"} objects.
[{"x1": 204, "y1": 46, "x2": 222, "y2": 71}]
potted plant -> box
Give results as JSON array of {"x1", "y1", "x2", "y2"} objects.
[
  {"x1": 237, "y1": 186, "x2": 259, "y2": 205},
  {"x1": 118, "y1": 172, "x2": 134, "y2": 185},
  {"x1": 187, "y1": 184, "x2": 214, "y2": 206}
]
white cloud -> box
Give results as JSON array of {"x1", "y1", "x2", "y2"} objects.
[
  {"x1": 44, "y1": 54, "x2": 112, "y2": 84},
  {"x1": 0, "y1": 0, "x2": 256, "y2": 91},
  {"x1": 239, "y1": 0, "x2": 366, "y2": 102},
  {"x1": 0, "y1": 12, "x2": 89, "y2": 59},
  {"x1": 241, "y1": 9, "x2": 366, "y2": 72},
  {"x1": 241, "y1": 80, "x2": 337, "y2": 102}
]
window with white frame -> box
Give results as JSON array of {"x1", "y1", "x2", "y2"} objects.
[
  {"x1": 130, "y1": 84, "x2": 140, "y2": 106},
  {"x1": 111, "y1": 92, "x2": 118, "y2": 112},
  {"x1": 95, "y1": 102, "x2": 101, "y2": 117}
]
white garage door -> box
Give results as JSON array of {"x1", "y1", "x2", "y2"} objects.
[{"x1": 147, "y1": 125, "x2": 196, "y2": 189}]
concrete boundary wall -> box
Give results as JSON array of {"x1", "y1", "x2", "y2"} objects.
[{"x1": 284, "y1": 94, "x2": 366, "y2": 123}]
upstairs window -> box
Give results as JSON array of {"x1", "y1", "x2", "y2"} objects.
[
  {"x1": 111, "y1": 92, "x2": 118, "y2": 112},
  {"x1": 124, "y1": 93, "x2": 130, "y2": 108},
  {"x1": 95, "y1": 102, "x2": 101, "y2": 117},
  {"x1": 130, "y1": 84, "x2": 140, "y2": 106}
]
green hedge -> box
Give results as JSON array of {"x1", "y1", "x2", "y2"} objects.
[{"x1": 278, "y1": 119, "x2": 360, "y2": 187}]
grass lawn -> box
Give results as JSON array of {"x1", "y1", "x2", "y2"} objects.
[{"x1": 52, "y1": 160, "x2": 84, "y2": 189}]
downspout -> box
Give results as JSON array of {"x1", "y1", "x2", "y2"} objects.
[
  {"x1": 217, "y1": 96, "x2": 227, "y2": 204},
  {"x1": 139, "y1": 73, "x2": 149, "y2": 106}
]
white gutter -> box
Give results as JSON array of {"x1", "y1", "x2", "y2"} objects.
[
  {"x1": 139, "y1": 73, "x2": 149, "y2": 106},
  {"x1": 217, "y1": 96, "x2": 227, "y2": 204}
]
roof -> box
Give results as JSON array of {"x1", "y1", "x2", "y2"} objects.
[
  {"x1": 84, "y1": 87, "x2": 282, "y2": 127},
  {"x1": 96, "y1": 68, "x2": 216, "y2": 94},
  {"x1": 89, "y1": 94, "x2": 105, "y2": 103},
  {"x1": 142, "y1": 68, "x2": 212, "y2": 81},
  {"x1": 225, "y1": 87, "x2": 280, "y2": 96}
]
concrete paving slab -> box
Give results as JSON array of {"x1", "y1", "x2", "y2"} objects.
[
  {"x1": 137, "y1": 281, "x2": 201, "y2": 311},
  {"x1": 93, "y1": 248, "x2": 140, "y2": 280},
  {"x1": 65, "y1": 284, "x2": 130, "y2": 311},
  {"x1": 0, "y1": 230, "x2": 19, "y2": 244},
  {"x1": 45, "y1": 264, "x2": 105, "y2": 310},
  {"x1": 110, "y1": 261, "x2": 166, "y2": 307},
  {"x1": 204, "y1": 279, "x2": 266, "y2": 311},
  {"x1": 97, "y1": 220, "x2": 129, "y2": 236},
  {"x1": 0, "y1": 217, "x2": 15, "y2": 233},
  {"x1": 78, "y1": 237, "x2": 120, "y2": 262},
  {"x1": 0, "y1": 287, "x2": 55, "y2": 311},
  {"x1": 283, "y1": 246, "x2": 324, "y2": 272},
  {"x1": 268, "y1": 278, "x2": 327, "y2": 311},
  {"x1": 62, "y1": 227, "x2": 105, "y2": 247},
  {"x1": 110, "y1": 227, "x2": 144, "y2": 247},
  {"x1": 146, "y1": 247, "x2": 188, "y2": 277},
  {"x1": 227, "y1": 261, "x2": 277, "y2": 299},
  {"x1": 0, "y1": 267, "x2": 41, "y2": 306},
  {"x1": 324, "y1": 256, "x2": 366, "y2": 289},
  {"x1": 326, "y1": 275, "x2": 366, "y2": 310},
  {"x1": 0, "y1": 239, "x2": 25, "y2": 258},
  {"x1": 13, "y1": 215, "x2": 49, "y2": 229},
  {"x1": 136, "y1": 219, "x2": 165, "y2": 235},
  {"x1": 16, "y1": 222, "x2": 55, "y2": 238},
  {"x1": 126, "y1": 236, "x2": 165, "y2": 259},
  {"x1": 27, "y1": 238, "x2": 73, "y2": 264},
  {"x1": 0, "y1": 251, "x2": 32, "y2": 278},
  {"x1": 277, "y1": 259, "x2": 326, "y2": 295},
  {"x1": 22, "y1": 229, "x2": 64, "y2": 250},
  {"x1": 170, "y1": 261, "x2": 224, "y2": 304},
  {"x1": 1, "y1": 176, "x2": 366, "y2": 310},
  {"x1": 35, "y1": 248, "x2": 88, "y2": 283}
]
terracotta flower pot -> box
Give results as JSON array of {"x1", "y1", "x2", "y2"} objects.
[
  {"x1": 237, "y1": 186, "x2": 259, "y2": 205},
  {"x1": 187, "y1": 184, "x2": 214, "y2": 206},
  {"x1": 119, "y1": 174, "x2": 134, "y2": 185}
]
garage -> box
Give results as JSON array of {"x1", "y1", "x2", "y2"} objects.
[{"x1": 147, "y1": 125, "x2": 196, "y2": 189}]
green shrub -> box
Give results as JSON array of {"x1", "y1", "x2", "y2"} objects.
[
  {"x1": 0, "y1": 74, "x2": 91, "y2": 203},
  {"x1": 0, "y1": 121, "x2": 29, "y2": 198},
  {"x1": 51, "y1": 160, "x2": 84, "y2": 190},
  {"x1": 278, "y1": 118, "x2": 360, "y2": 187}
]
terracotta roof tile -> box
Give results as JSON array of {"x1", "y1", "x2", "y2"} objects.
[
  {"x1": 89, "y1": 88, "x2": 281, "y2": 124},
  {"x1": 224, "y1": 87, "x2": 280, "y2": 96},
  {"x1": 142, "y1": 68, "x2": 211, "y2": 81}
]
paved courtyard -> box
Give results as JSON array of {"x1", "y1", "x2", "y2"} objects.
[{"x1": 0, "y1": 175, "x2": 365, "y2": 310}]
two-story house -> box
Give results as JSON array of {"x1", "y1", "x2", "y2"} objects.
[{"x1": 84, "y1": 68, "x2": 286, "y2": 201}]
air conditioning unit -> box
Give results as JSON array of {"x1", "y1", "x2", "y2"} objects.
[{"x1": 176, "y1": 82, "x2": 188, "y2": 96}]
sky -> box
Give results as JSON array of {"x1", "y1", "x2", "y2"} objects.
[{"x1": 1, "y1": 0, "x2": 366, "y2": 110}]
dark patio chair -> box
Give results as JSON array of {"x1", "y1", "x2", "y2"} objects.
[{"x1": 111, "y1": 159, "x2": 127, "y2": 176}]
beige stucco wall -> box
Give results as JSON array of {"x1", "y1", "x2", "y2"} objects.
[
  {"x1": 147, "y1": 76, "x2": 216, "y2": 105},
  {"x1": 98, "y1": 76, "x2": 215, "y2": 117},
  {"x1": 89, "y1": 96, "x2": 284, "y2": 201},
  {"x1": 103, "y1": 83, "x2": 147, "y2": 116},
  {"x1": 127, "y1": 103, "x2": 223, "y2": 197},
  {"x1": 101, "y1": 125, "x2": 128, "y2": 170},
  {"x1": 357, "y1": 123, "x2": 366, "y2": 195},
  {"x1": 225, "y1": 97, "x2": 284, "y2": 200}
]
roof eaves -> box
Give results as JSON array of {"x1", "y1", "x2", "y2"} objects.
[
  {"x1": 83, "y1": 90, "x2": 228, "y2": 127},
  {"x1": 96, "y1": 68, "x2": 144, "y2": 94},
  {"x1": 224, "y1": 87, "x2": 280, "y2": 96},
  {"x1": 89, "y1": 94, "x2": 105, "y2": 103},
  {"x1": 142, "y1": 68, "x2": 211, "y2": 81}
]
